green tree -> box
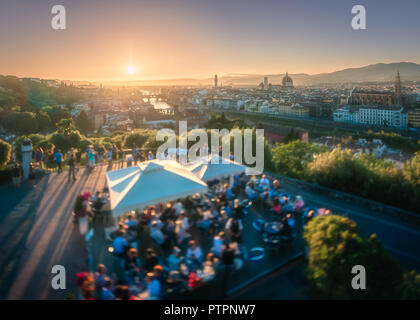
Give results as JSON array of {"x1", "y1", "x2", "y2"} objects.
[
  {"x1": 75, "y1": 110, "x2": 93, "y2": 134},
  {"x1": 13, "y1": 135, "x2": 29, "y2": 162},
  {"x1": 49, "y1": 130, "x2": 82, "y2": 153},
  {"x1": 28, "y1": 133, "x2": 45, "y2": 147},
  {"x1": 125, "y1": 132, "x2": 150, "y2": 148},
  {"x1": 402, "y1": 152, "x2": 420, "y2": 211},
  {"x1": 306, "y1": 147, "x2": 371, "y2": 195},
  {"x1": 0, "y1": 75, "x2": 27, "y2": 109},
  {"x1": 47, "y1": 118, "x2": 84, "y2": 153},
  {"x1": 206, "y1": 113, "x2": 248, "y2": 130},
  {"x1": 305, "y1": 147, "x2": 418, "y2": 211},
  {"x1": 41, "y1": 106, "x2": 71, "y2": 129},
  {"x1": 402, "y1": 152, "x2": 420, "y2": 188},
  {"x1": 0, "y1": 112, "x2": 38, "y2": 135},
  {"x1": 271, "y1": 140, "x2": 326, "y2": 179},
  {"x1": 0, "y1": 139, "x2": 11, "y2": 166},
  {"x1": 56, "y1": 118, "x2": 75, "y2": 134},
  {"x1": 304, "y1": 215, "x2": 404, "y2": 299},
  {"x1": 35, "y1": 139, "x2": 55, "y2": 155},
  {"x1": 401, "y1": 270, "x2": 420, "y2": 299},
  {"x1": 35, "y1": 111, "x2": 52, "y2": 133},
  {"x1": 0, "y1": 75, "x2": 85, "y2": 112}
]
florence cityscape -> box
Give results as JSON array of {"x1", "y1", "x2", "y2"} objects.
[{"x1": 0, "y1": 0, "x2": 419, "y2": 303}]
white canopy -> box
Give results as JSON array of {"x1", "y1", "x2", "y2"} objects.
[
  {"x1": 106, "y1": 160, "x2": 208, "y2": 217},
  {"x1": 187, "y1": 154, "x2": 247, "y2": 182}
]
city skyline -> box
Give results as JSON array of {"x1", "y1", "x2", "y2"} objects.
[
  {"x1": 1, "y1": 0, "x2": 420, "y2": 81},
  {"x1": 1, "y1": 0, "x2": 420, "y2": 304}
]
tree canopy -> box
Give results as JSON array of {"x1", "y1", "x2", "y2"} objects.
[
  {"x1": 41, "y1": 106, "x2": 72, "y2": 129},
  {"x1": 0, "y1": 139, "x2": 11, "y2": 167},
  {"x1": 306, "y1": 147, "x2": 419, "y2": 212},
  {"x1": 0, "y1": 112, "x2": 38, "y2": 135},
  {"x1": 271, "y1": 140, "x2": 327, "y2": 179},
  {"x1": 75, "y1": 110, "x2": 93, "y2": 134},
  {"x1": 304, "y1": 215, "x2": 411, "y2": 299}
]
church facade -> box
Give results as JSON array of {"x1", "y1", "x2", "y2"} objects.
[{"x1": 349, "y1": 71, "x2": 403, "y2": 106}]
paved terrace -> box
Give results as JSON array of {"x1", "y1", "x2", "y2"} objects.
[{"x1": 0, "y1": 162, "x2": 419, "y2": 299}]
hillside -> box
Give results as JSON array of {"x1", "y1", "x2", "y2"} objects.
[{"x1": 100, "y1": 62, "x2": 420, "y2": 87}]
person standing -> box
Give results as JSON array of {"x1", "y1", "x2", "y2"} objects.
[
  {"x1": 226, "y1": 216, "x2": 243, "y2": 243},
  {"x1": 145, "y1": 272, "x2": 161, "y2": 300},
  {"x1": 126, "y1": 154, "x2": 133, "y2": 167},
  {"x1": 97, "y1": 145, "x2": 104, "y2": 163},
  {"x1": 88, "y1": 148, "x2": 96, "y2": 171},
  {"x1": 167, "y1": 247, "x2": 182, "y2": 271},
  {"x1": 132, "y1": 145, "x2": 138, "y2": 165},
  {"x1": 67, "y1": 147, "x2": 74, "y2": 160},
  {"x1": 185, "y1": 240, "x2": 203, "y2": 270},
  {"x1": 221, "y1": 242, "x2": 235, "y2": 297},
  {"x1": 221, "y1": 243, "x2": 235, "y2": 269},
  {"x1": 54, "y1": 149, "x2": 63, "y2": 173},
  {"x1": 112, "y1": 145, "x2": 117, "y2": 161},
  {"x1": 211, "y1": 231, "x2": 226, "y2": 258},
  {"x1": 68, "y1": 154, "x2": 76, "y2": 181},
  {"x1": 35, "y1": 147, "x2": 44, "y2": 169},
  {"x1": 107, "y1": 149, "x2": 112, "y2": 165}
]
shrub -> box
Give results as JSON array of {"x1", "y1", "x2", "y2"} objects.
[
  {"x1": 0, "y1": 139, "x2": 11, "y2": 166},
  {"x1": 304, "y1": 215, "x2": 404, "y2": 299}
]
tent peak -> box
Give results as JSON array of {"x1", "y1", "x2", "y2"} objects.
[{"x1": 139, "y1": 161, "x2": 163, "y2": 173}]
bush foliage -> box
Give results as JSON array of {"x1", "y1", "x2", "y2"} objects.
[{"x1": 304, "y1": 215, "x2": 419, "y2": 299}]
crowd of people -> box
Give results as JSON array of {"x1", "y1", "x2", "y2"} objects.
[
  {"x1": 75, "y1": 172, "x2": 309, "y2": 300},
  {"x1": 12, "y1": 143, "x2": 156, "y2": 182}
]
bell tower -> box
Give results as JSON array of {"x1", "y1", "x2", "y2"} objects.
[{"x1": 394, "y1": 71, "x2": 402, "y2": 105}]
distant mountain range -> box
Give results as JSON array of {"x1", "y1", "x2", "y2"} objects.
[{"x1": 98, "y1": 62, "x2": 420, "y2": 87}]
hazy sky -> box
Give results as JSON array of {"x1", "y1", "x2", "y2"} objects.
[{"x1": 0, "y1": 0, "x2": 419, "y2": 81}]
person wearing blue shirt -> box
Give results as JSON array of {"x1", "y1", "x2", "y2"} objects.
[
  {"x1": 112, "y1": 233, "x2": 128, "y2": 257},
  {"x1": 166, "y1": 247, "x2": 182, "y2": 271},
  {"x1": 101, "y1": 280, "x2": 115, "y2": 300},
  {"x1": 268, "y1": 186, "x2": 279, "y2": 199},
  {"x1": 54, "y1": 150, "x2": 63, "y2": 173},
  {"x1": 245, "y1": 182, "x2": 257, "y2": 200},
  {"x1": 88, "y1": 149, "x2": 95, "y2": 170},
  {"x1": 124, "y1": 214, "x2": 138, "y2": 231},
  {"x1": 283, "y1": 200, "x2": 294, "y2": 214},
  {"x1": 145, "y1": 273, "x2": 161, "y2": 299}
]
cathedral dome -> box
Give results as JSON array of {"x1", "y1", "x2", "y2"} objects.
[{"x1": 282, "y1": 72, "x2": 294, "y2": 87}]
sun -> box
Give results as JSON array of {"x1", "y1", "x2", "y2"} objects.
[{"x1": 127, "y1": 65, "x2": 137, "y2": 75}]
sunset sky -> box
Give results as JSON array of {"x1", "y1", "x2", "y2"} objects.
[{"x1": 1, "y1": 0, "x2": 420, "y2": 82}]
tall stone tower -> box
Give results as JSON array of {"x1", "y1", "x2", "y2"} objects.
[
  {"x1": 214, "y1": 74, "x2": 218, "y2": 88},
  {"x1": 394, "y1": 71, "x2": 402, "y2": 105}
]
